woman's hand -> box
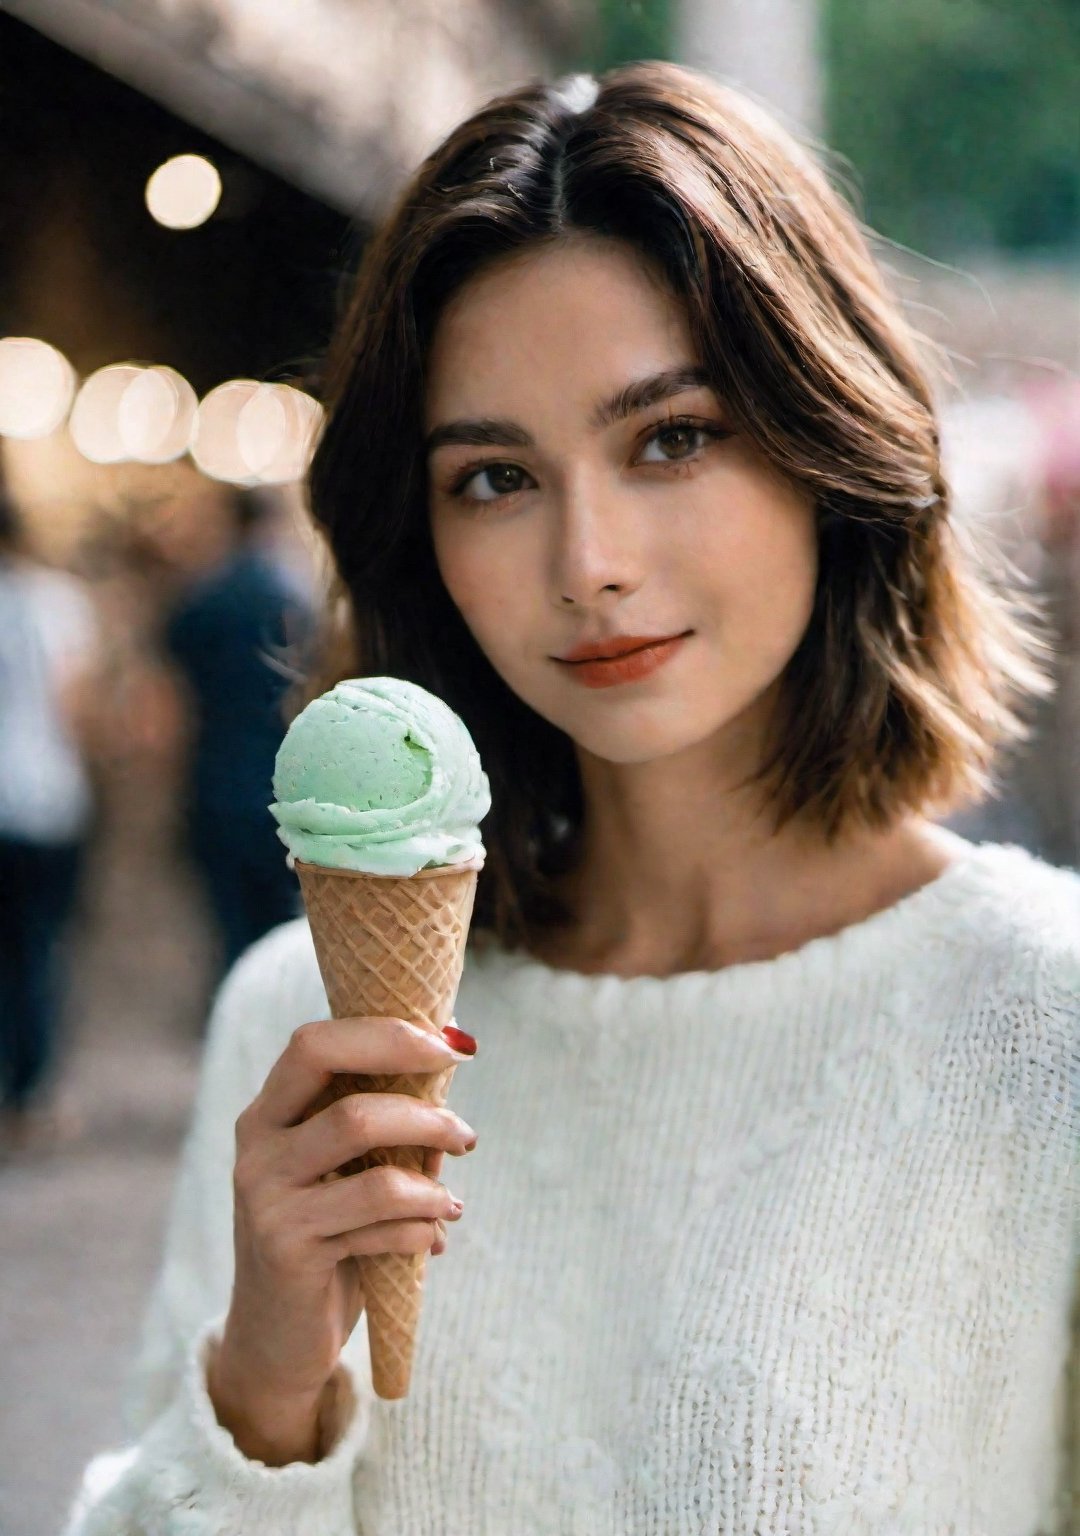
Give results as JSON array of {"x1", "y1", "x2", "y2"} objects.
[{"x1": 207, "y1": 1014, "x2": 477, "y2": 1465}]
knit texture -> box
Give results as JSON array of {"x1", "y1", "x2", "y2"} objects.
[{"x1": 63, "y1": 840, "x2": 1080, "y2": 1535}]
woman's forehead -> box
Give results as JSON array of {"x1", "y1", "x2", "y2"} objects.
[
  {"x1": 424, "y1": 241, "x2": 695, "y2": 423},
  {"x1": 435, "y1": 234, "x2": 674, "y2": 331}
]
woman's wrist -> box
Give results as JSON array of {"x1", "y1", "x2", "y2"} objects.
[{"x1": 206, "y1": 1336, "x2": 327, "y2": 1466}]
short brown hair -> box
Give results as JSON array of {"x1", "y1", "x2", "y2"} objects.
[{"x1": 305, "y1": 60, "x2": 1054, "y2": 952}]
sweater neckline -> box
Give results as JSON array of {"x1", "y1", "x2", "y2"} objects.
[{"x1": 471, "y1": 837, "x2": 1021, "y2": 1001}]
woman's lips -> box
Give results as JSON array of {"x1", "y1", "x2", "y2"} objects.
[{"x1": 555, "y1": 632, "x2": 692, "y2": 689}]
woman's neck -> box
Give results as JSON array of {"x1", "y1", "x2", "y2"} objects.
[{"x1": 528, "y1": 814, "x2": 967, "y2": 979}]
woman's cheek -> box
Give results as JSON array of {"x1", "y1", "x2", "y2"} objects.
[
  {"x1": 437, "y1": 553, "x2": 527, "y2": 676},
  {"x1": 432, "y1": 521, "x2": 491, "y2": 621}
]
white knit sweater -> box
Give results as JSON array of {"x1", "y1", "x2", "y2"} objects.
[{"x1": 63, "y1": 839, "x2": 1080, "y2": 1536}]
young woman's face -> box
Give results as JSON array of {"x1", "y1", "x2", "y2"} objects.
[{"x1": 425, "y1": 235, "x2": 818, "y2": 767}]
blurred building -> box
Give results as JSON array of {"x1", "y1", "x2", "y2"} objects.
[
  {"x1": 4, "y1": 0, "x2": 580, "y2": 216},
  {"x1": 675, "y1": 0, "x2": 822, "y2": 133}
]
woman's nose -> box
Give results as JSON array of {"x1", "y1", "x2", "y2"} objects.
[{"x1": 548, "y1": 481, "x2": 644, "y2": 607}]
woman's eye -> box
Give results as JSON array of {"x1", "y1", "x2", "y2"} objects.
[
  {"x1": 446, "y1": 418, "x2": 728, "y2": 506},
  {"x1": 452, "y1": 463, "x2": 531, "y2": 503},
  {"x1": 638, "y1": 421, "x2": 725, "y2": 464}
]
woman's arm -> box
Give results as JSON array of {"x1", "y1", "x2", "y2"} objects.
[
  {"x1": 61, "y1": 921, "x2": 375, "y2": 1534},
  {"x1": 1052, "y1": 905, "x2": 1080, "y2": 1536}
]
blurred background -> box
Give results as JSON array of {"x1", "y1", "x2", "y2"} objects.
[{"x1": 0, "y1": 1, "x2": 1076, "y2": 1529}]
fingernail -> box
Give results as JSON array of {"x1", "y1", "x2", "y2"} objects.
[{"x1": 441, "y1": 1024, "x2": 477, "y2": 1056}]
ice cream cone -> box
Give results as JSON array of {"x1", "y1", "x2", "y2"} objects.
[{"x1": 295, "y1": 857, "x2": 479, "y2": 1399}]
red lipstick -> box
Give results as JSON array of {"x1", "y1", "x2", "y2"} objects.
[{"x1": 554, "y1": 632, "x2": 692, "y2": 689}]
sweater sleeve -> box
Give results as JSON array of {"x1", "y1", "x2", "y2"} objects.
[
  {"x1": 1053, "y1": 897, "x2": 1080, "y2": 1536},
  {"x1": 1058, "y1": 1280, "x2": 1080, "y2": 1535},
  {"x1": 60, "y1": 922, "x2": 375, "y2": 1534}
]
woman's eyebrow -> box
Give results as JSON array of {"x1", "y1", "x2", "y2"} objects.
[
  {"x1": 424, "y1": 365, "x2": 713, "y2": 455},
  {"x1": 588, "y1": 365, "x2": 714, "y2": 431}
]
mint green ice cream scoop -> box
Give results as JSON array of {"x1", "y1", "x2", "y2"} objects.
[{"x1": 270, "y1": 677, "x2": 490, "y2": 876}]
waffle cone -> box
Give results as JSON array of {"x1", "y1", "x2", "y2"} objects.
[{"x1": 294, "y1": 857, "x2": 479, "y2": 1400}]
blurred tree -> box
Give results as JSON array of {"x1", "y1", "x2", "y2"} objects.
[
  {"x1": 577, "y1": 0, "x2": 672, "y2": 71},
  {"x1": 823, "y1": 0, "x2": 1080, "y2": 259}
]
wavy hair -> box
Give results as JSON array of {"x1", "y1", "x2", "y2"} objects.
[{"x1": 304, "y1": 60, "x2": 1054, "y2": 952}]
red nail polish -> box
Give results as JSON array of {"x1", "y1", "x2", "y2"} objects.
[{"x1": 441, "y1": 1024, "x2": 477, "y2": 1056}]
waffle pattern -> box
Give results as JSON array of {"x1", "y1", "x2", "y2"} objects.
[{"x1": 295, "y1": 859, "x2": 479, "y2": 1400}]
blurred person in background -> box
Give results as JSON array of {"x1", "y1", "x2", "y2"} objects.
[
  {"x1": 0, "y1": 485, "x2": 102, "y2": 1157},
  {"x1": 163, "y1": 485, "x2": 312, "y2": 994}
]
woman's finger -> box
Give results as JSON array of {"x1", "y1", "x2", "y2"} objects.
[
  {"x1": 252, "y1": 1015, "x2": 469, "y2": 1129},
  {"x1": 307, "y1": 1161, "x2": 464, "y2": 1239},
  {"x1": 285, "y1": 1090, "x2": 476, "y2": 1185},
  {"x1": 325, "y1": 1217, "x2": 443, "y2": 1262}
]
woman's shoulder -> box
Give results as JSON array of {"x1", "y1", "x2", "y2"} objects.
[
  {"x1": 220, "y1": 914, "x2": 323, "y2": 1003},
  {"x1": 966, "y1": 840, "x2": 1079, "y2": 930},
  {"x1": 951, "y1": 840, "x2": 1079, "y2": 1013},
  {"x1": 208, "y1": 915, "x2": 328, "y2": 1066}
]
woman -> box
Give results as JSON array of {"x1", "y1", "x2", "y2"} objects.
[{"x1": 66, "y1": 63, "x2": 1079, "y2": 1533}]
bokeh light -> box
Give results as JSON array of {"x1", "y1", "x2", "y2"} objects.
[
  {"x1": 145, "y1": 154, "x2": 222, "y2": 230},
  {"x1": 241, "y1": 383, "x2": 324, "y2": 483},
  {"x1": 192, "y1": 379, "x2": 324, "y2": 484},
  {"x1": 117, "y1": 365, "x2": 198, "y2": 463},
  {"x1": 0, "y1": 337, "x2": 77, "y2": 439},
  {"x1": 68, "y1": 363, "x2": 143, "y2": 463},
  {"x1": 236, "y1": 383, "x2": 288, "y2": 478},
  {"x1": 190, "y1": 379, "x2": 261, "y2": 483}
]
